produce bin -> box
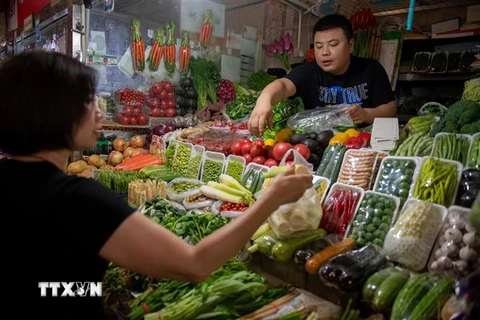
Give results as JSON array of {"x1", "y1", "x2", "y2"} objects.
[
  {"x1": 431, "y1": 132, "x2": 472, "y2": 166},
  {"x1": 223, "y1": 154, "x2": 246, "y2": 181},
  {"x1": 200, "y1": 151, "x2": 226, "y2": 183}
]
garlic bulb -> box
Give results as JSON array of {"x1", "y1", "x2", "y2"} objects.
[
  {"x1": 459, "y1": 245, "x2": 478, "y2": 262},
  {"x1": 462, "y1": 232, "x2": 476, "y2": 247},
  {"x1": 444, "y1": 228, "x2": 463, "y2": 243}
]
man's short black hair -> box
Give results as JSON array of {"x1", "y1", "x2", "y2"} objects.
[
  {"x1": 0, "y1": 52, "x2": 97, "y2": 156},
  {"x1": 313, "y1": 14, "x2": 354, "y2": 40}
]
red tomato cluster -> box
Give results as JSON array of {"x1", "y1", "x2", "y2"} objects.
[
  {"x1": 230, "y1": 139, "x2": 277, "y2": 167},
  {"x1": 118, "y1": 88, "x2": 146, "y2": 107},
  {"x1": 220, "y1": 202, "x2": 247, "y2": 212},
  {"x1": 147, "y1": 81, "x2": 176, "y2": 118},
  {"x1": 116, "y1": 108, "x2": 149, "y2": 126}
]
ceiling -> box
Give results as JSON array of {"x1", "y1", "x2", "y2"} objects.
[{"x1": 90, "y1": 0, "x2": 478, "y2": 23}]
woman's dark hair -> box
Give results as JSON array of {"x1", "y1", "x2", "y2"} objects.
[
  {"x1": 313, "y1": 14, "x2": 354, "y2": 40},
  {"x1": 0, "y1": 51, "x2": 97, "y2": 156}
]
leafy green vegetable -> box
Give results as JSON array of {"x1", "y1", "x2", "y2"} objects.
[
  {"x1": 248, "y1": 70, "x2": 277, "y2": 91},
  {"x1": 226, "y1": 92, "x2": 260, "y2": 120},
  {"x1": 430, "y1": 99, "x2": 480, "y2": 136},
  {"x1": 189, "y1": 57, "x2": 220, "y2": 109},
  {"x1": 462, "y1": 77, "x2": 480, "y2": 104}
]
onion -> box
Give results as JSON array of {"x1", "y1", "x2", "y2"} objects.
[
  {"x1": 153, "y1": 124, "x2": 167, "y2": 136},
  {"x1": 459, "y1": 245, "x2": 477, "y2": 261},
  {"x1": 444, "y1": 228, "x2": 463, "y2": 243},
  {"x1": 166, "y1": 123, "x2": 176, "y2": 132},
  {"x1": 108, "y1": 150, "x2": 124, "y2": 166},
  {"x1": 130, "y1": 135, "x2": 146, "y2": 148},
  {"x1": 462, "y1": 232, "x2": 476, "y2": 246},
  {"x1": 131, "y1": 148, "x2": 147, "y2": 157},
  {"x1": 113, "y1": 137, "x2": 128, "y2": 152},
  {"x1": 123, "y1": 147, "x2": 136, "y2": 158}
]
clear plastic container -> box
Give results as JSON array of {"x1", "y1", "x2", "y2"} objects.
[
  {"x1": 383, "y1": 198, "x2": 448, "y2": 271},
  {"x1": 373, "y1": 156, "x2": 421, "y2": 208},
  {"x1": 312, "y1": 175, "x2": 331, "y2": 206},
  {"x1": 241, "y1": 162, "x2": 269, "y2": 190},
  {"x1": 224, "y1": 155, "x2": 246, "y2": 182},
  {"x1": 337, "y1": 149, "x2": 378, "y2": 190},
  {"x1": 172, "y1": 142, "x2": 193, "y2": 176},
  {"x1": 431, "y1": 133, "x2": 472, "y2": 166},
  {"x1": 200, "y1": 151, "x2": 226, "y2": 183},
  {"x1": 370, "y1": 151, "x2": 389, "y2": 190},
  {"x1": 428, "y1": 205, "x2": 478, "y2": 278},
  {"x1": 185, "y1": 145, "x2": 205, "y2": 180},
  {"x1": 320, "y1": 182, "x2": 365, "y2": 236},
  {"x1": 413, "y1": 157, "x2": 463, "y2": 207},
  {"x1": 346, "y1": 191, "x2": 401, "y2": 248},
  {"x1": 166, "y1": 178, "x2": 204, "y2": 202}
]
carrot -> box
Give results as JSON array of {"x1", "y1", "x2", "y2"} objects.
[
  {"x1": 131, "y1": 19, "x2": 146, "y2": 72},
  {"x1": 115, "y1": 154, "x2": 150, "y2": 170},
  {"x1": 118, "y1": 155, "x2": 163, "y2": 171},
  {"x1": 199, "y1": 9, "x2": 213, "y2": 47}
]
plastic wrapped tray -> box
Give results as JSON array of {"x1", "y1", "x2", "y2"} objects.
[
  {"x1": 428, "y1": 205, "x2": 478, "y2": 278},
  {"x1": 320, "y1": 182, "x2": 365, "y2": 236},
  {"x1": 312, "y1": 175, "x2": 331, "y2": 206},
  {"x1": 428, "y1": 51, "x2": 449, "y2": 73},
  {"x1": 185, "y1": 145, "x2": 205, "y2": 180},
  {"x1": 373, "y1": 156, "x2": 421, "y2": 208},
  {"x1": 466, "y1": 133, "x2": 480, "y2": 170},
  {"x1": 337, "y1": 149, "x2": 378, "y2": 190},
  {"x1": 223, "y1": 155, "x2": 246, "y2": 182},
  {"x1": 346, "y1": 191, "x2": 401, "y2": 248},
  {"x1": 431, "y1": 133, "x2": 472, "y2": 166},
  {"x1": 172, "y1": 141, "x2": 193, "y2": 176},
  {"x1": 411, "y1": 52, "x2": 431, "y2": 72},
  {"x1": 200, "y1": 151, "x2": 225, "y2": 183},
  {"x1": 413, "y1": 156, "x2": 463, "y2": 208},
  {"x1": 383, "y1": 198, "x2": 448, "y2": 271}
]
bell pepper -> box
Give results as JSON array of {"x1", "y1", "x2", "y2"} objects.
[
  {"x1": 262, "y1": 129, "x2": 276, "y2": 140},
  {"x1": 357, "y1": 132, "x2": 372, "y2": 147},
  {"x1": 345, "y1": 128, "x2": 360, "y2": 138},
  {"x1": 345, "y1": 136, "x2": 365, "y2": 149},
  {"x1": 329, "y1": 132, "x2": 350, "y2": 145}
]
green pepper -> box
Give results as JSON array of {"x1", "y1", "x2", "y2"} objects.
[{"x1": 262, "y1": 129, "x2": 276, "y2": 140}]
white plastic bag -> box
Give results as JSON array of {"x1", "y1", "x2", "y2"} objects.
[
  {"x1": 166, "y1": 178, "x2": 204, "y2": 202},
  {"x1": 268, "y1": 187, "x2": 323, "y2": 239},
  {"x1": 280, "y1": 149, "x2": 314, "y2": 172},
  {"x1": 182, "y1": 192, "x2": 215, "y2": 210}
]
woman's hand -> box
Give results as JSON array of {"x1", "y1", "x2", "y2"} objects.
[{"x1": 262, "y1": 167, "x2": 313, "y2": 206}]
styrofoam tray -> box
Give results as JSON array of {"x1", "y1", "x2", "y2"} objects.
[
  {"x1": 185, "y1": 145, "x2": 205, "y2": 180},
  {"x1": 200, "y1": 151, "x2": 226, "y2": 183},
  {"x1": 224, "y1": 154, "x2": 246, "y2": 178},
  {"x1": 313, "y1": 175, "x2": 331, "y2": 206},
  {"x1": 431, "y1": 132, "x2": 473, "y2": 165},
  {"x1": 466, "y1": 132, "x2": 480, "y2": 170},
  {"x1": 325, "y1": 182, "x2": 365, "y2": 218},
  {"x1": 414, "y1": 156, "x2": 463, "y2": 208},
  {"x1": 337, "y1": 149, "x2": 378, "y2": 190},
  {"x1": 345, "y1": 190, "x2": 401, "y2": 238},
  {"x1": 373, "y1": 156, "x2": 422, "y2": 204}
]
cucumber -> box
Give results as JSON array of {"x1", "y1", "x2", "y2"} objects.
[
  {"x1": 373, "y1": 270, "x2": 410, "y2": 312},
  {"x1": 408, "y1": 277, "x2": 454, "y2": 320},
  {"x1": 391, "y1": 273, "x2": 437, "y2": 320},
  {"x1": 362, "y1": 267, "x2": 398, "y2": 302},
  {"x1": 271, "y1": 228, "x2": 327, "y2": 261}
]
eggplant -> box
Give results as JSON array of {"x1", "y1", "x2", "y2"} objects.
[
  {"x1": 293, "y1": 249, "x2": 315, "y2": 266},
  {"x1": 186, "y1": 99, "x2": 197, "y2": 109},
  {"x1": 181, "y1": 77, "x2": 194, "y2": 88},
  {"x1": 175, "y1": 95, "x2": 186, "y2": 107},
  {"x1": 174, "y1": 85, "x2": 186, "y2": 96},
  {"x1": 185, "y1": 88, "x2": 197, "y2": 99}
]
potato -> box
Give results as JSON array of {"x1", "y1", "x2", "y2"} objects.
[
  {"x1": 86, "y1": 165, "x2": 97, "y2": 171},
  {"x1": 67, "y1": 160, "x2": 87, "y2": 174},
  {"x1": 78, "y1": 169, "x2": 93, "y2": 178},
  {"x1": 88, "y1": 154, "x2": 106, "y2": 168}
]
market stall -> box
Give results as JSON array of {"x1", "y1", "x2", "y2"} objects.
[{"x1": 2, "y1": 0, "x2": 480, "y2": 319}]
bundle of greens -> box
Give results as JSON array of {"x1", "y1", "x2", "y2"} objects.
[
  {"x1": 226, "y1": 92, "x2": 260, "y2": 120},
  {"x1": 189, "y1": 57, "x2": 220, "y2": 109},
  {"x1": 248, "y1": 70, "x2": 277, "y2": 91},
  {"x1": 128, "y1": 260, "x2": 288, "y2": 320},
  {"x1": 263, "y1": 97, "x2": 304, "y2": 139}
]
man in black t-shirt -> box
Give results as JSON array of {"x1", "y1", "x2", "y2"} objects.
[{"x1": 249, "y1": 14, "x2": 397, "y2": 136}]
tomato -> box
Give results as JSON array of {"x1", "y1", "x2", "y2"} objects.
[
  {"x1": 272, "y1": 142, "x2": 292, "y2": 161},
  {"x1": 293, "y1": 144, "x2": 311, "y2": 161},
  {"x1": 250, "y1": 144, "x2": 265, "y2": 158},
  {"x1": 243, "y1": 153, "x2": 253, "y2": 164},
  {"x1": 166, "y1": 92, "x2": 174, "y2": 100},
  {"x1": 159, "y1": 90, "x2": 168, "y2": 100},
  {"x1": 230, "y1": 141, "x2": 243, "y2": 155},
  {"x1": 150, "y1": 108, "x2": 162, "y2": 117},
  {"x1": 165, "y1": 108, "x2": 176, "y2": 117},
  {"x1": 123, "y1": 106, "x2": 134, "y2": 115},
  {"x1": 241, "y1": 142, "x2": 253, "y2": 155},
  {"x1": 152, "y1": 83, "x2": 162, "y2": 95},
  {"x1": 285, "y1": 160, "x2": 294, "y2": 166},
  {"x1": 137, "y1": 114, "x2": 149, "y2": 125},
  {"x1": 240, "y1": 138, "x2": 251, "y2": 145},
  {"x1": 252, "y1": 156, "x2": 267, "y2": 165},
  {"x1": 253, "y1": 139, "x2": 264, "y2": 147},
  {"x1": 158, "y1": 109, "x2": 166, "y2": 117},
  {"x1": 129, "y1": 116, "x2": 138, "y2": 125},
  {"x1": 117, "y1": 114, "x2": 129, "y2": 125},
  {"x1": 264, "y1": 158, "x2": 279, "y2": 167},
  {"x1": 150, "y1": 98, "x2": 160, "y2": 108},
  {"x1": 131, "y1": 107, "x2": 141, "y2": 115},
  {"x1": 163, "y1": 82, "x2": 173, "y2": 93},
  {"x1": 167, "y1": 99, "x2": 176, "y2": 108}
]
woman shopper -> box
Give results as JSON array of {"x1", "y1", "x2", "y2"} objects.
[{"x1": 0, "y1": 51, "x2": 313, "y2": 319}]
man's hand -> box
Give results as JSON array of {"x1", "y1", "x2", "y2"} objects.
[
  {"x1": 346, "y1": 104, "x2": 372, "y2": 125},
  {"x1": 248, "y1": 98, "x2": 273, "y2": 137}
]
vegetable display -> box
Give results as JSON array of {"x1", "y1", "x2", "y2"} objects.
[
  {"x1": 429, "y1": 207, "x2": 479, "y2": 278},
  {"x1": 432, "y1": 133, "x2": 471, "y2": 165},
  {"x1": 383, "y1": 200, "x2": 445, "y2": 271},
  {"x1": 413, "y1": 157, "x2": 460, "y2": 207},
  {"x1": 393, "y1": 132, "x2": 434, "y2": 157},
  {"x1": 131, "y1": 19, "x2": 145, "y2": 72},
  {"x1": 337, "y1": 150, "x2": 377, "y2": 190},
  {"x1": 320, "y1": 245, "x2": 387, "y2": 291},
  {"x1": 348, "y1": 192, "x2": 399, "y2": 248},
  {"x1": 374, "y1": 157, "x2": 418, "y2": 207},
  {"x1": 467, "y1": 133, "x2": 480, "y2": 169},
  {"x1": 320, "y1": 185, "x2": 362, "y2": 236}
]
